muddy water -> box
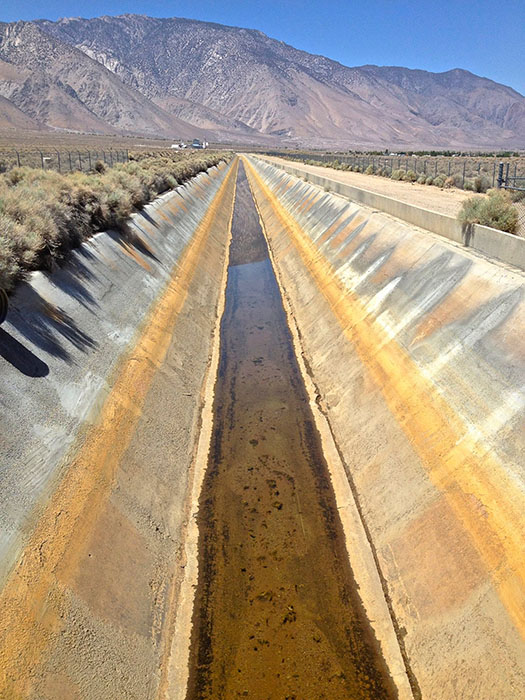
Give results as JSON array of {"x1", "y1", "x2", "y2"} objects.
[{"x1": 186, "y1": 164, "x2": 396, "y2": 699}]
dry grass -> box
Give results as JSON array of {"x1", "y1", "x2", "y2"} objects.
[{"x1": 0, "y1": 150, "x2": 231, "y2": 291}]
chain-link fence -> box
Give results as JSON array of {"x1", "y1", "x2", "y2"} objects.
[
  {"x1": 499, "y1": 166, "x2": 525, "y2": 237},
  {"x1": 0, "y1": 149, "x2": 129, "y2": 173},
  {"x1": 514, "y1": 201, "x2": 525, "y2": 237},
  {"x1": 265, "y1": 151, "x2": 525, "y2": 192}
]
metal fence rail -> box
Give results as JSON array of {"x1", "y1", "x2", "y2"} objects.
[
  {"x1": 265, "y1": 151, "x2": 525, "y2": 191},
  {"x1": 0, "y1": 149, "x2": 129, "y2": 173}
]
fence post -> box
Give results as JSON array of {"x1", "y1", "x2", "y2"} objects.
[
  {"x1": 56, "y1": 151, "x2": 61, "y2": 173},
  {"x1": 88, "y1": 151, "x2": 92, "y2": 170},
  {"x1": 492, "y1": 162, "x2": 496, "y2": 187},
  {"x1": 78, "y1": 152, "x2": 82, "y2": 170},
  {"x1": 16, "y1": 151, "x2": 20, "y2": 168},
  {"x1": 462, "y1": 162, "x2": 466, "y2": 188},
  {"x1": 40, "y1": 152, "x2": 45, "y2": 169},
  {"x1": 68, "y1": 152, "x2": 73, "y2": 171}
]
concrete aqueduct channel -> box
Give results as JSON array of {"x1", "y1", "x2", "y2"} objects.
[{"x1": 0, "y1": 154, "x2": 524, "y2": 699}]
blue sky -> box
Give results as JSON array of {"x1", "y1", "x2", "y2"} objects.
[{"x1": 4, "y1": 0, "x2": 525, "y2": 95}]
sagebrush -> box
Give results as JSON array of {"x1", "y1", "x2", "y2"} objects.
[
  {"x1": 458, "y1": 189, "x2": 519, "y2": 234},
  {"x1": 0, "y1": 151, "x2": 231, "y2": 291}
]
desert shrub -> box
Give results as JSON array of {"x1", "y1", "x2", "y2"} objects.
[
  {"x1": 391, "y1": 169, "x2": 405, "y2": 181},
  {"x1": 464, "y1": 180, "x2": 474, "y2": 191},
  {"x1": 405, "y1": 169, "x2": 417, "y2": 182},
  {"x1": 473, "y1": 176, "x2": 491, "y2": 193},
  {"x1": 0, "y1": 150, "x2": 231, "y2": 292},
  {"x1": 458, "y1": 189, "x2": 518, "y2": 234},
  {"x1": 444, "y1": 176, "x2": 456, "y2": 188},
  {"x1": 417, "y1": 174, "x2": 427, "y2": 184},
  {"x1": 5, "y1": 167, "x2": 32, "y2": 186},
  {"x1": 0, "y1": 215, "x2": 41, "y2": 289},
  {"x1": 365, "y1": 165, "x2": 375, "y2": 175},
  {"x1": 425, "y1": 176, "x2": 434, "y2": 186},
  {"x1": 94, "y1": 160, "x2": 106, "y2": 174},
  {"x1": 375, "y1": 167, "x2": 384, "y2": 177},
  {"x1": 433, "y1": 174, "x2": 446, "y2": 188},
  {"x1": 510, "y1": 189, "x2": 525, "y2": 203}
]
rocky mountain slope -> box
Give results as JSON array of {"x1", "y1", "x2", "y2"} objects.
[
  {"x1": 0, "y1": 21, "x2": 211, "y2": 140},
  {"x1": 0, "y1": 14, "x2": 524, "y2": 148}
]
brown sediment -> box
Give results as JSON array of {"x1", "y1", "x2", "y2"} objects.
[{"x1": 185, "y1": 163, "x2": 396, "y2": 699}]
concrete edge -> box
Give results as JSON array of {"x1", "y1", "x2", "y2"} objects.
[{"x1": 257, "y1": 156, "x2": 525, "y2": 273}]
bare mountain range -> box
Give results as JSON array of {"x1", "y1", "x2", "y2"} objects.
[{"x1": 0, "y1": 14, "x2": 524, "y2": 149}]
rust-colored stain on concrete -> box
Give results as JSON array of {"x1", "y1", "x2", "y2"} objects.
[
  {"x1": 389, "y1": 495, "x2": 487, "y2": 617},
  {"x1": 71, "y1": 500, "x2": 155, "y2": 637}
]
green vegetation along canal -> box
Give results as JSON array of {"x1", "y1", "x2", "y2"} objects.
[{"x1": 185, "y1": 163, "x2": 396, "y2": 699}]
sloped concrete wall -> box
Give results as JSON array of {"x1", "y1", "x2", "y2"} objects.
[
  {"x1": 0, "y1": 159, "x2": 237, "y2": 698},
  {"x1": 262, "y1": 157, "x2": 525, "y2": 272},
  {"x1": 245, "y1": 156, "x2": 525, "y2": 699}
]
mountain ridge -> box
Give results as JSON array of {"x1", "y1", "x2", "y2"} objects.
[{"x1": 0, "y1": 14, "x2": 523, "y2": 149}]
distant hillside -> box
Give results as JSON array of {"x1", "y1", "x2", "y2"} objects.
[
  {"x1": 0, "y1": 14, "x2": 523, "y2": 148},
  {"x1": 0, "y1": 21, "x2": 212, "y2": 140}
]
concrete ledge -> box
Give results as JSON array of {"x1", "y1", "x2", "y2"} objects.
[{"x1": 260, "y1": 157, "x2": 525, "y2": 273}]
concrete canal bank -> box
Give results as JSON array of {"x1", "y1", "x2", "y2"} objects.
[
  {"x1": 0, "y1": 158, "x2": 238, "y2": 698},
  {"x1": 244, "y1": 155, "x2": 525, "y2": 699}
]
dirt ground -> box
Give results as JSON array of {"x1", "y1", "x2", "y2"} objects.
[{"x1": 265, "y1": 156, "x2": 484, "y2": 218}]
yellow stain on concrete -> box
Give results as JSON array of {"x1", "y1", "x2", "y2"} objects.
[
  {"x1": 244, "y1": 157, "x2": 525, "y2": 640},
  {"x1": 0, "y1": 159, "x2": 239, "y2": 699}
]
